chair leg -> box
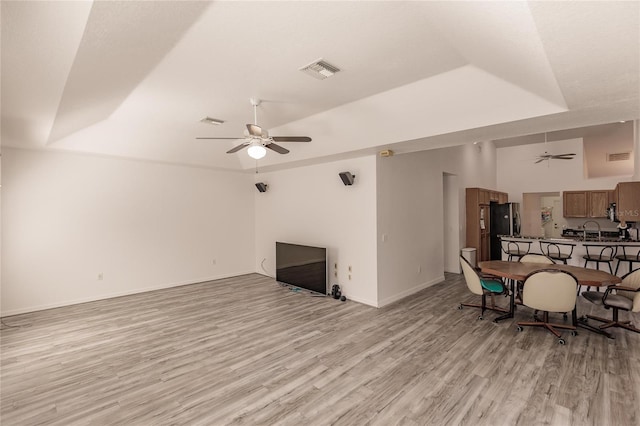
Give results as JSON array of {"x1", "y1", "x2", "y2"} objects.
[
  {"x1": 586, "y1": 308, "x2": 640, "y2": 333},
  {"x1": 460, "y1": 294, "x2": 509, "y2": 317},
  {"x1": 614, "y1": 259, "x2": 620, "y2": 275},
  {"x1": 481, "y1": 293, "x2": 486, "y2": 316},
  {"x1": 617, "y1": 322, "x2": 640, "y2": 333},
  {"x1": 606, "y1": 261, "x2": 612, "y2": 274},
  {"x1": 517, "y1": 311, "x2": 576, "y2": 339}
]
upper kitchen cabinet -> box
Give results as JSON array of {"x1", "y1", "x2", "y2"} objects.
[
  {"x1": 588, "y1": 190, "x2": 610, "y2": 218},
  {"x1": 563, "y1": 191, "x2": 587, "y2": 217},
  {"x1": 563, "y1": 190, "x2": 610, "y2": 218},
  {"x1": 615, "y1": 182, "x2": 640, "y2": 222}
]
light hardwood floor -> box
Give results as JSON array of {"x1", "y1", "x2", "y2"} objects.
[{"x1": 1, "y1": 273, "x2": 639, "y2": 425}]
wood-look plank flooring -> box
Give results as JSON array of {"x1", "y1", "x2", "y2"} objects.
[{"x1": 1, "y1": 273, "x2": 639, "y2": 425}]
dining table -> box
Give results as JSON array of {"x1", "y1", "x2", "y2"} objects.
[{"x1": 478, "y1": 260, "x2": 622, "y2": 338}]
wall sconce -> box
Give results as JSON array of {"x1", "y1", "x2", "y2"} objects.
[{"x1": 255, "y1": 182, "x2": 268, "y2": 192}]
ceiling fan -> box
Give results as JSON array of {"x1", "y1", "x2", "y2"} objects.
[
  {"x1": 197, "y1": 98, "x2": 311, "y2": 159},
  {"x1": 535, "y1": 132, "x2": 576, "y2": 164}
]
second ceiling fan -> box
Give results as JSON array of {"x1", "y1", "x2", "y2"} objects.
[
  {"x1": 197, "y1": 98, "x2": 311, "y2": 159},
  {"x1": 535, "y1": 132, "x2": 576, "y2": 164}
]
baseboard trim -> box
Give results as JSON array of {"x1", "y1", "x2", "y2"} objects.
[
  {"x1": 377, "y1": 275, "x2": 445, "y2": 308},
  {"x1": 1, "y1": 270, "x2": 255, "y2": 317},
  {"x1": 340, "y1": 294, "x2": 378, "y2": 308},
  {"x1": 256, "y1": 272, "x2": 379, "y2": 308}
]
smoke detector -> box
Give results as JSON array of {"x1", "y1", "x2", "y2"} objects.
[{"x1": 299, "y1": 59, "x2": 340, "y2": 80}]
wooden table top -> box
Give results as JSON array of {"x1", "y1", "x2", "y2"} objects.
[{"x1": 478, "y1": 260, "x2": 621, "y2": 287}]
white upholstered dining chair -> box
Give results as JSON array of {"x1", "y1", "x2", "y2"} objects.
[{"x1": 516, "y1": 269, "x2": 578, "y2": 344}]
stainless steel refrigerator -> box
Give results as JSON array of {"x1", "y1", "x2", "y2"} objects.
[{"x1": 490, "y1": 202, "x2": 521, "y2": 260}]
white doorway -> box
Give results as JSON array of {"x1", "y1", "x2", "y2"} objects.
[{"x1": 443, "y1": 173, "x2": 460, "y2": 273}]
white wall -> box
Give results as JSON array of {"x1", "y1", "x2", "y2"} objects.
[
  {"x1": 253, "y1": 156, "x2": 378, "y2": 307},
  {"x1": 376, "y1": 142, "x2": 496, "y2": 307},
  {"x1": 1, "y1": 148, "x2": 255, "y2": 315},
  {"x1": 497, "y1": 138, "x2": 633, "y2": 203}
]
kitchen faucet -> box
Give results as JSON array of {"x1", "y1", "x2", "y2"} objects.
[{"x1": 582, "y1": 220, "x2": 601, "y2": 240}]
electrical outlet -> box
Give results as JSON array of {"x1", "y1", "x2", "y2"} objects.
[
  {"x1": 334, "y1": 263, "x2": 337, "y2": 269},
  {"x1": 348, "y1": 274, "x2": 351, "y2": 280},
  {"x1": 334, "y1": 271, "x2": 337, "y2": 278},
  {"x1": 348, "y1": 265, "x2": 352, "y2": 272},
  {"x1": 98, "y1": 273, "x2": 103, "y2": 281},
  {"x1": 212, "y1": 259, "x2": 217, "y2": 265}
]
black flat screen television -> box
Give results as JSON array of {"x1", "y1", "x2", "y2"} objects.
[{"x1": 276, "y1": 242, "x2": 328, "y2": 295}]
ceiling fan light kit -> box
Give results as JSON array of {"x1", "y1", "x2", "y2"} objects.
[
  {"x1": 247, "y1": 143, "x2": 267, "y2": 159},
  {"x1": 197, "y1": 98, "x2": 312, "y2": 159}
]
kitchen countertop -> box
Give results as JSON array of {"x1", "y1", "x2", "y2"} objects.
[{"x1": 499, "y1": 235, "x2": 639, "y2": 244}]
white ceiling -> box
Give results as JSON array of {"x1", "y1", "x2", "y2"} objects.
[{"x1": 2, "y1": 1, "x2": 639, "y2": 171}]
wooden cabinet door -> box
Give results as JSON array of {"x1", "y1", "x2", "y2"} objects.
[
  {"x1": 617, "y1": 182, "x2": 640, "y2": 222},
  {"x1": 479, "y1": 190, "x2": 490, "y2": 205},
  {"x1": 498, "y1": 192, "x2": 508, "y2": 203},
  {"x1": 588, "y1": 191, "x2": 609, "y2": 218},
  {"x1": 563, "y1": 191, "x2": 588, "y2": 217}
]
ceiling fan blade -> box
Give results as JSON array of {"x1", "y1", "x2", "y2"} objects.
[
  {"x1": 534, "y1": 158, "x2": 546, "y2": 164},
  {"x1": 265, "y1": 143, "x2": 290, "y2": 154},
  {"x1": 271, "y1": 136, "x2": 312, "y2": 142},
  {"x1": 551, "y1": 156, "x2": 574, "y2": 160},
  {"x1": 196, "y1": 137, "x2": 243, "y2": 140},
  {"x1": 246, "y1": 124, "x2": 264, "y2": 137},
  {"x1": 226, "y1": 143, "x2": 249, "y2": 154}
]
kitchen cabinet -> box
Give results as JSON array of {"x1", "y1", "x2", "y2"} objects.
[
  {"x1": 588, "y1": 190, "x2": 609, "y2": 218},
  {"x1": 479, "y1": 190, "x2": 490, "y2": 205},
  {"x1": 563, "y1": 190, "x2": 611, "y2": 218},
  {"x1": 615, "y1": 182, "x2": 640, "y2": 222},
  {"x1": 563, "y1": 191, "x2": 587, "y2": 217},
  {"x1": 465, "y1": 188, "x2": 508, "y2": 262}
]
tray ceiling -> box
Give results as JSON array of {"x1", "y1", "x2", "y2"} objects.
[{"x1": 2, "y1": 1, "x2": 638, "y2": 170}]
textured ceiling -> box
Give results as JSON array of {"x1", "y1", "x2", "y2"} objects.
[{"x1": 2, "y1": 1, "x2": 638, "y2": 171}]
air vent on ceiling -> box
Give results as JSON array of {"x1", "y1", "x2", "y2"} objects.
[
  {"x1": 607, "y1": 152, "x2": 631, "y2": 162},
  {"x1": 200, "y1": 116, "x2": 225, "y2": 126},
  {"x1": 299, "y1": 59, "x2": 340, "y2": 80}
]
